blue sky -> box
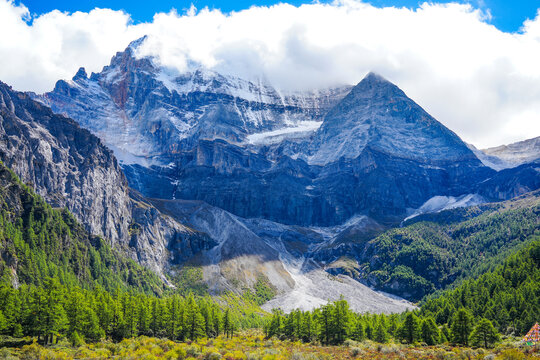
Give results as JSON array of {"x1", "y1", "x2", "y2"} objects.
[{"x1": 16, "y1": 0, "x2": 540, "y2": 33}]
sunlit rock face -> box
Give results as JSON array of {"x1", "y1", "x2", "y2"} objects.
[{"x1": 0, "y1": 80, "x2": 215, "y2": 279}]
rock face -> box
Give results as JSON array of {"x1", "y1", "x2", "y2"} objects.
[
  {"x1": 0, "y1": 81, "x2": 130, "y2": 244},
  {"x1": 37, "y1": 40, "x2": 502, "y2": 226},
  {"x1": 0, "y1": 81, "x2": 214, "y2": 277},
  {"x1": 309, "y1": 72, "x2": 479, "y2": 165},
  {"x1": 38, "y1": 39, "x2": 350, "y2": 164}
]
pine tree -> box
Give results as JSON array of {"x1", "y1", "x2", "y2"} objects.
[
  {"x1": 301, "y1": 311, "x2": 314, "y2": 342},
  {"x1": 0, "y1": 310, "x2": 8, "y2": 334},
  {"x1": 398, "y1": 312, "x2": 420, "y2": 344},
  {"x1": 420, "y1": 317, "x2": 439, "y2": 345},
  {"x1": 333, "y1": 298, "x2": 350, "y2": 344},
  {"x1": 223, "y1": 308, "x2": 231, "y2": 338},
  {"x1": 374, "y1": 322, "x2": 388, "y2": 343},
  {"x1": 267, "y1": 309, "x2": 283, "y2": 339},
  {"x1": 42, "y1": 279, "x2": 68, "y2": 344},
  {"x1": 352, "y1": 319, "x2": 365, "y2": 341},
  {"x1": 123, "y1": 293, "x2": 138, "y2": 338},
  {"x1": 211, "y1": 306, "x2": 221, "y2": 338},
  {"x1": 451, "y1": 308, "x2": 473, "y2": 346},
  {"x1": 318, "y1": 303, "x2": 333, "y2": 345},
  {"x1": 165, "y1": 295, "x2": 181, "y2": 340},
  {"x1": 183, "y1": 293, "x2": 205, "y2": 340},
  {"x1": 137, "y1": 298, "x2": 152, "y2": 336},
  {"x1": 470, "y1": 318, "x2": 500, "y2": 348}
]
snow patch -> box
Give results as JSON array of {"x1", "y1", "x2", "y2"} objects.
[
  {"x1": 405, "y1": 193, "x2": 486, "y2": 221},
  {"x1": 108, "y1": 145, "x2": 162, "y2": 167},
  {"x1": 246, "y1": 121, "x2": 322, "y2": 145}
]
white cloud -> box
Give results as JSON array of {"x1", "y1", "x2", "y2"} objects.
[{"x1": 0, "y1": 0, "x2": 539, "y2": 148}]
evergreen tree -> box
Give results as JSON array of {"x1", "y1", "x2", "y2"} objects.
[
  {"x1": 223, "y1": 308, "x2": 232, "y2": 338},
  {"x1": 333, "y1": 298, "x2": 350, "y2": 344},
  {"x1": 318, "y1": 303, "x2": 333, "y2": 345},
  {"x1": 352, "y1": 319, "x2": 365, "y2": 341},
  {"x1": 374, "y1": 322, "x2": 388, "y2": 343},
  {"x1": 398, "y1": 312, "x2": 420, "y2": 344},
  {"x1": 470, "y1": 318, "x2": 500, "y2": 348},
  {"x1": 42, "y1": 279, "x2": 68, "y2": 344},
  {"x1": 420, "y1": 317, "x2": 439, "y2": 345},
  {"x1": 183, "y1": 293, "x2": 205, "y2": 340},
  {"x1": 267, "y1": 309, "x2": 283, "y2": 339},
  {"x1": 212, "y1": 306, "x2": 221, "y2": 338},
  {"x1": 301, "y1": 311, "x2": 314, "y2": 342},
  {"x1": 451, "y1": 308, "x2": 473, "y2": 346}
]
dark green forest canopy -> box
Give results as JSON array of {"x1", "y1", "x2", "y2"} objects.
[{"x1": 359, "y1": 191, "x2": 540, "y2": 300}]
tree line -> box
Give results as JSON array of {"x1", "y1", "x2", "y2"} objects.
[
  {"x1": 0, "y1": 281, "x2": 237, "y2": 345},
  {"x1": 264, "y1": 298, "x2": 500, "y2": 348}
]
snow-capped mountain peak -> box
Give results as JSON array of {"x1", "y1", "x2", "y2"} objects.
[{"x1": 308, "y1": 72, "x2": 478, "y2": 165}]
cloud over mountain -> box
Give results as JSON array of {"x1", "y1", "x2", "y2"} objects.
[{"x1": 1, "y1": 0, "x2": 539, "y2": 147}]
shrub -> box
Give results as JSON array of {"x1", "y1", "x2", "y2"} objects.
[
  {"x1": 496, "y1": 349, "x2": 526, "y2": 360},
  {"x1": 350, "y1": 347, "x2": 363, "y2": 357}
]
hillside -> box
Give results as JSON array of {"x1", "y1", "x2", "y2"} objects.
[
  {"x1": 322, "y1": 191, "x2": 540, "y2": 301},
  {"x1": 422, "y1": 240, "x2": 540, "y2": 335},
  {"x1": 0, "y1": 161, "x2": 165, "y2": 294}
]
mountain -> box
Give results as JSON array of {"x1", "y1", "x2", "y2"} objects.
[
  {"x1": 347, "y1": 190, "x2": 540, "y2": 301},
  {"x1": 308, "y1": 72, "x2": 477, "y2": 165},
  {"x1": 0, "y1": 80, "x2": 214, "y2": 280},
  {"x1": 468, "y1": 136, "x2": 540, "y2": 171},
  {"x1": 21, "y1": 36, "x2": 540, "y2": 312},
  {"x1": 0, "y1": 160, "x2": 165, "y2": 294},
  {"x1": 37, "y1": 38, "x2": 350, "y2": 165},
  {"x1": 482, "y1": 136, "x2": 540, "y2": 168},
  {"x1": 4, "y1": 75, "x2": 413, "y2": 312},
  {"x1": 36, "y1": 38, "x2": 509, "y2": 227}
]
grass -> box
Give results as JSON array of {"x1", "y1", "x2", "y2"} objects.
[{"x1": 0, "y1": 332, "x2": 538, "y2": 359}]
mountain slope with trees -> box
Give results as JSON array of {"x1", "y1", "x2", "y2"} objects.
[
  {"x1": 0, "y1": 161, "x2": 165, "y2": 294},
  {"x1": 266, "y1": 240, "x2": 539, "y2": 345},
  {"x1": 350, "y1": 191, "x2": 540, "y2": 300}
]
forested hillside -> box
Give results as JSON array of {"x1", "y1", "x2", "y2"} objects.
[
  {"x1": 0, "y1": 161, "x2": 267, "y2": 345},
  {"x1": 267, "y1": 241, "x2": 540, "y2": 345},
  {"x1": 0, "y1": 161, "x2": 165, "y2": 294},
  {"x1": 0, "y1": 157, "x2": 538, "y2": 353},
  {"x1": 358, "y1": 192, "x2": 540, "y2": 300},
  {"x1": 421, "y1": 239, "x2": 540, "y2": 335}
]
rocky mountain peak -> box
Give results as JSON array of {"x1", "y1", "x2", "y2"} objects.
[
  {"x1": 309, "y1": 71, "x2": 477, "y2": 165},
  {"x1": 72, "y1": 67, "x2": 88, "y2": 81}
]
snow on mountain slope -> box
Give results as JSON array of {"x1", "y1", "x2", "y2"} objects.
[
  {"x1": 481, "y1": 136, "x2": 540, "y2": 168},
  {"x1": 36, "y1": 37, "x2": 350, "y2": 164},
  {"x1": 309, "y1": 72, "x2": 479, "y2": 165},
  {"x1": 404, "y1": 193, "x2": 486, "y2": 221},
  {"x1": 246, "y1": 121, "x2": 322, "y2": 145}
]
